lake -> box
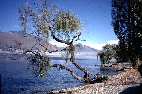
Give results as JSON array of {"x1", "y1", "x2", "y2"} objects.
[{"x1": 0, "y1": 59, "x2": 119, "y2": 94}]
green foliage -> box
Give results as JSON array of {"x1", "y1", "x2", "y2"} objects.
[
  {"x1": 97, "y1": 44, "x2": 118, "y2": 64},
  {"x1": 19, "y1": 0, "x2": 83, "y2": 78},
  {"x1": 111, "y1": 0, "x2": 142, "y2": 65},
  {"x1": 97, "y1": 51, "x2": 107, "y2": 64},
  {"x1": 28, "y1": 52, "x2": 51, "y2": 77},
  {"x1": 19, "y1": 0, "x2": 57, "y2": 50},
  {"x1": 54, "y1": 11, "x2": 80, "y2": 33},
  {"x1": 19, "y1": 0, "x2": 81, "y2": 47},
  {"x1": 53, "y1": 10, "x2": 81, "y2": 41}
]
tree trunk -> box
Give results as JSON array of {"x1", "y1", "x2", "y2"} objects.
[
  {"x1": 69, "y1": 43, "x2": 90, "y2": 83},
  {"x1": 52, "y1": 64, "x2": 86, "y2": 82},
  {"x1": 51, "y1": 33, "x2": 91, "y2": 83}
]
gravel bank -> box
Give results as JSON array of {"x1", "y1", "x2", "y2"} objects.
[{"x1": 48, "y1": 69, "x2": 142, "y2": 94}]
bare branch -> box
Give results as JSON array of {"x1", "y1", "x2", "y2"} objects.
[
  {"x1": 51, "y1": 32, "x2": 71, "y2": 45},
  {"x1": 48, "y1": 47, "x2": 67, "y2": 53},
  {"x1": 52, "y1": 64, "x2": 86, "y2": 82}
]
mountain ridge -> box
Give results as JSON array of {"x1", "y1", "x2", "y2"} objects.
[{"x1": 0, "y1": 31, "x2": 99, "y2": 53}]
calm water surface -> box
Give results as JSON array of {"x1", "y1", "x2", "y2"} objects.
[{"x1": 0, "y1": 59, "x2": 118, "y2": 94}]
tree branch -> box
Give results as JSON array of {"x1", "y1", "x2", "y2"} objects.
[
  {"x1": 51, "y1": 32, "x2": 81, "y2": 45},
  {"x1": 51, "y1": 32, "x2": 71, "y2": 45},
  {"x1": 48, "y1": 47, "x2": 67, "y2": 53},
  {"x1": 51, "y1": 64, "x2": 86, "y2": 82}
]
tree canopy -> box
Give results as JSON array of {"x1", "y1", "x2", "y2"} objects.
[
  {"x1": 97, "y1": 44, "x2": 118, "y2": 64},
  {"x1": 18, "y1": 0, "x2": 98, "y2": 83},
  {"x1": 111, "y1": 0, "x2": 142, "y2": 65}
]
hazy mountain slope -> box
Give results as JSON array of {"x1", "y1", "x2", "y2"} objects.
[
  {"x1": 0, "y1": 31, "x2": 44, "y2": 51},
  {"x1": 0, "y1": 31, "x2": 99, "y2": 52},
  {"x1": 77, "y1": 43, "x2": 98, "y2": 52}
]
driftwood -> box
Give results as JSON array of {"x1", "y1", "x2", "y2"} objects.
[
  {"x1": 90, "y1": 72, "x2": 108, "y2": 83},
  {"x1": 95, "y1": 63, "x2": 133, "y2": 72}
]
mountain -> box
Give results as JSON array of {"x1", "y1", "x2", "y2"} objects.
[
  {"x1": 76, "y1": 43, "x2": 98, "y2": 52},
  {"x1": 0, "y1": 31, "x2": 44, "y2": 51},
  {"x1": 0, "y1": 31, "x2": 99, "y2": 53}
]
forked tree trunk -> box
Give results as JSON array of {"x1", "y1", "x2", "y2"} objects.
[
  {"x1": 51, "y1": 33, "x2": 91, "y2": 83},
  {"x1": 69, "y1": 43, "x2": 90, "y2": 83}
]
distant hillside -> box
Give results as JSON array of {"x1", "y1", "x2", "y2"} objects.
[
  {"x1": 77, "y1": 43, "x2": 98, "y2": 52},
  {"x1": 0, "y1": 31, "x2": 44, "y2": 51},
  {"x1": 0, "y1": 31, "x2": 99, "y2": 53}
]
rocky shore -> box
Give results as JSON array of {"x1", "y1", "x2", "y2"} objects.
[{"x1": 48, "y1": 69, "x2": 142, "y2": 94}]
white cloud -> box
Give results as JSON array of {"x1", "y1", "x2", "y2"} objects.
[
  {"x1": 84, "y1": 39, "x2": 119, "y2": 50},
  {"x1": 107, "y1": 40, "x2": 119, "y2": 45},
  {"x1": 50, "y1": 41, "x2": 67, "y2": 47},
  {"x1": 84, "y1": 42, "x2": 105, "y2": 50},
  {"x1": 50, "y1": 39, "x2": 119, "y2": 51}
]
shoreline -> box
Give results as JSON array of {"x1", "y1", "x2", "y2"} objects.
[
  {"x1": 1, "y1": 54, "x2": 142, "y2": 93},
  {"x1": 48, "y1": 69, "x2": 142, "y2": 94}
]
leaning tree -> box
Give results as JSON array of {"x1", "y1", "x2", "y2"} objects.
[{"x1": 18, "y1": 0, "x2": 93, "y2": 83}]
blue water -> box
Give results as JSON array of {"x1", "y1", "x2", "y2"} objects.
[{"x1": 0, "y1": 59, "x2": 118, "y2": 94}]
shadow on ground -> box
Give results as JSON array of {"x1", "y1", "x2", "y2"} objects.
[{"x1": 120, "y1": 84, "x2": 142, "y2": 94}]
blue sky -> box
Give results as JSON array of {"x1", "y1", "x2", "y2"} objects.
[{"x1": 0, "y1": 0, "x2": 118, "y2": 50}]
